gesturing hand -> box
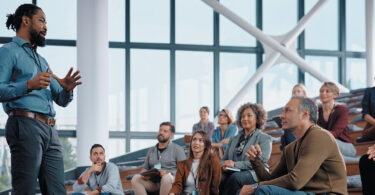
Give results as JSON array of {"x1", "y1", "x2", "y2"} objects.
[
  {"x1": 27, "y1": 68, "x2": 52, "y2": 90},
  {"x1": 52, "y1": 67, "x2": 82, "y2": 92}
]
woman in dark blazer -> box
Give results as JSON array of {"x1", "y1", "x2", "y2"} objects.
[
  {"x1": 219, "y1": 103, "x2": 272, "y2": 195},
  {"x1": 169, "y1": 131, "x2": 221, "y2": 195}
]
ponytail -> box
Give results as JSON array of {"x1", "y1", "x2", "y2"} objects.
[
  {"x1": 5, "y1": 4, "x2": 41, "y2": 32},
  {"x1": 6, "y1": 14, "x2": 16, "y2": 31}
]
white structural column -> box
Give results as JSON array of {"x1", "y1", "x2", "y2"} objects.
[
  {"x1": 76, "y1": 0, "x2": 109, "y2": 166},
  {"x1": 366, "y1": 0, "x2": 374, "y2": 87}
]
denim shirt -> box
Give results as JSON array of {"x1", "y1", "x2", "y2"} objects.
[
  {"x1": 0, "y1": 36, "x2": 72, "y2": 117},
  {"x1": 211, "y1": 124, "x2": 238, "y2": 150}
]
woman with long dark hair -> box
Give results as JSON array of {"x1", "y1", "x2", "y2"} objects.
[{"x1": 169, "y1": 131, "x2": 221, "y2": 195}]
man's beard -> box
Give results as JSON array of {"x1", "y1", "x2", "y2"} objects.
[
  {"x1": 30, "y1": 29, "x2": 46, "y2": 47},
  {"x1": 157, "y1": 135, "x2": 169, "y2": 143}
]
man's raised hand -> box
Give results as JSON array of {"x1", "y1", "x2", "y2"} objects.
[{"x1": 52, "y1": 67, "x2": 82, "y2": 92}]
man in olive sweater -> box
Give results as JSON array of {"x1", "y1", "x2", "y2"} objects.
[{"x1": 240, "y1": 96, "x2": 347, "y2": 195}]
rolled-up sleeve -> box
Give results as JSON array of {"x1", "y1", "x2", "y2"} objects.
[{"x1": 0, "y1": 47, "x2": 28, "y2": 101}]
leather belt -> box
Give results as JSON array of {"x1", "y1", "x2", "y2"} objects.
[{"x1": 9, "y1": 110, "x2": 56, "y2": 127}]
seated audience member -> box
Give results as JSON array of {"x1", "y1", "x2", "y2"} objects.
[
  {"x1": 212, "y1": 109, "x2": 238, "y2": 153},
  {"x1": 361, "y1": 86, "x2": 375, "y2": 141},
  {"x1": 291, "y1": 83, "x2": 307, "y2": 97},
  {"x1": 73, "y1": 144, "x2": 123, "y2": 195},
  {"x1": 192, "y1": 106, "x2": 216, "y2": 139},
  {"x1": 280, "y1": 83, "x2": 307, "y2": 150},
  {"x1": 131, "y1": 122, "x2": 186, "y2": 195},
  {"x1": 219, "y1": 103, "x2": 272, "y2": 195},
  {"x1": 240, "y1": 97, "x2": 347, "y2": 195},
  {"x1": 169, "y1": 131, "x2": 221, "y2": 195},
  {"x1": 359, "y1": 144, "x2": 375, "y2": 195},
  {"x1": 318, "y1": 82, "x2": 358, "y2": 162}
]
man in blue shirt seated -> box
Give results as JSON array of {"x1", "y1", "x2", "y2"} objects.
[
  {"x1": 73, "y1": 144, "x2": 124, "y2": 195},
  {"x1": 0, "y1": 4, "x2": 82, "y2": 194}
]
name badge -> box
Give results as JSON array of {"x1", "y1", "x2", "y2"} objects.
[{"x1": 154, "y1": 163, "x2": 161, "y2": 170}]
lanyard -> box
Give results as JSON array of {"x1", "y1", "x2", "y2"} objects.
[
  {"x1": 191, "y1": 168, "x2": 198, "y2": 190},
  {"x1": 157, "y1": 150, "x2": 162, "y2": 161},
  {"x1": 21, "y1": 43, "x2": 43, "y2": 72},
  {"x1": 94, "y1": 173, "x2": 101, "y2": 188}
]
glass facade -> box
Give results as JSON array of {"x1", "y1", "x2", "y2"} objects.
[{"x1": 0, "y1": 1, "x2": 369, "y2": 186}]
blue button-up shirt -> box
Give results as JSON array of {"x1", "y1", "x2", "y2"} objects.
[{"x1": 0, "y1": 36, "x2": 73, "y2": 117}]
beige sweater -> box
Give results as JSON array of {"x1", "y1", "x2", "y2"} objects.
[{"x1": 251, "y1": 125, "x2": 348, "y2": 195}]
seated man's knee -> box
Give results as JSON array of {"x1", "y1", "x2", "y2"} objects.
[
  {"x1": 228, "y1": 172, "x2": 244, "y2": 183},
  {"x1": 255, "y1": 185, "x2": 273, "y2": 195},
  {"x1": 131, "y1": 174, "x2": 142, "y2": 185},
  {"x1": 161, "y1": 173, "x2": 174, "y2": 184}
]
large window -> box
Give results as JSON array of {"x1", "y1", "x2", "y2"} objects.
[
  {"x1": 109, "y1": 49, "x2": 126, "y2": 131},
  {"x1": 38, "y1": 46, "x2": 77, "y2": 130},
  {"x1": 0, "y1": 0, "x2": 368, "y2": 159},
  {"x1": 176, "y1": 0, "x2": 213, "y2": 45},
  {"x1": 346, "y1": 0, "x2": 365, "y2": 52},
  {"x1": 109, "y1": 0, "x2": 125, "y2": 42},
  {"x1": 346, "y1": 58, "x2": 366, "y2": 90},
  {"x1": 38, "y1": 0, "x2": 77, "y2": 40},
  {"x1": 130, "y1": 0, "x2": 169, "y2": 43},
  {"x1": 176, "y1": 51, "x2": 213, "y2": 133},
  {"x1": 263, "y1": 0, "x2": 297, "y2": 35},
  {"x1": 305, "y1": 0, "x2": 338, "y2": 50},
  {"x1": 220, "y1": 53, "x2": 257, "y2": 109},
  {"x1": 304, "y1": 56, "x2": 339, "y2": 97},
  {"x1": 130, "y1": 49, "x2": 170, "y2": 132},
  {"x1": 220, "y1": 0, "x2": 256, "y2": 46},
  {"x1": 0, "y1": 0, "x2": 31, "y2": 37},
  {"x1": 263, "y1": 63, "x2": 298, "y2": 111}
]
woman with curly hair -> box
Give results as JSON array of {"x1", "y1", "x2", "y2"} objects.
[
  {"x1": 219, "y1": 103, "x2": 272, "y2": 195},
  {"x1": 169, "y1": 131, "x2": 221, "y2": 195}
]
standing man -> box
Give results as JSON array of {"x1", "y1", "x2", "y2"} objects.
[
  {"x1": 73, "y1": 144, "x2": 123, "y2": 195},
  {"x1": 131, "y1": 122, "x2": 186, "y2": 195},
  {"x1": 240, "y1": 97, "x2": 347, "y2": 195},
  {"x1": 0, "y1": 4, "x2": 82, "y2": 194}
]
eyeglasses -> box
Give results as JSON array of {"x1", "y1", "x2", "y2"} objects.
[{"x1": 218, "y1": 113, "x2": 228, "y2": 117}]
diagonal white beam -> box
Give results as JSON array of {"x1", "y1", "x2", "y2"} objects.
[
  {"x1": 201, "y1": 0, "x2": 349, "y2": 111},
  {"x1": 221, "y1": 0, "x2": 328, "y2": 111}
]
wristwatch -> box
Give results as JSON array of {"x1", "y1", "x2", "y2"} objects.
[{"x1": 253, "y1": 183, "x2": 259, "y2": 190}]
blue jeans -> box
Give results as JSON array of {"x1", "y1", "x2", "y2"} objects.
[
  {"x1": 335, "y1": 139, "x2": 360, "y2": 162},
  {"x1": 254, "y1": 185, "x2": 315, "y2": 195},
  {"x1": 220, "y1": 171, "x2": 256, "y2": 195}
]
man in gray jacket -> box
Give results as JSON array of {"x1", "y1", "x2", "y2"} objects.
[
  {"x1": 131, "y1": 122, "x2": 186, "y2": 195},
  {"x1": 73, "y1": 144, "x2": 123, "y2": 195}
]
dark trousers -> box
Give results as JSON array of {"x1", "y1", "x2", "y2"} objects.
[
  {"x1": 359, "y1": 154, "x2": 375, "y2": 195},
  {"x1": 5, "y1": 116, "x2": 66, "y2": 195},
  {"x1": 220, "y1": 171, "x2": 256, "y2": 195}
]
